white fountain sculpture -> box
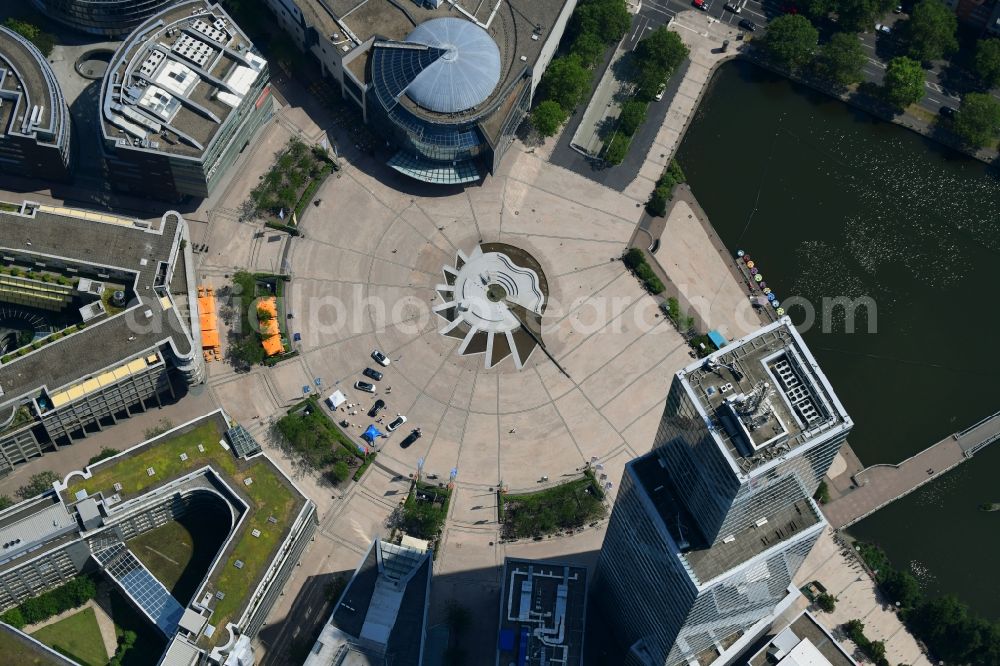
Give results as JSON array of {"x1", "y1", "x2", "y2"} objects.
[{"x1": 434, "y1": 246, "x2": 545, "y2": 369}]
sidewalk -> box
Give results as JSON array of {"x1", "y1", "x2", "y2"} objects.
[
  {"x1": 21, "y1": 600, "x2": 118, "y2": 660},
  {"x1": 623, "y1": 11, "x2": 742, "y2": 203},
  {"x1": 794, "y1": 529, "x2": 933, "y2": 666}
]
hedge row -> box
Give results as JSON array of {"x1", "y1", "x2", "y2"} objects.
[
  {"x1": 623, "y1": 248, "x2": 664, "y2": 294},
  {"x1": 531, "y1": 0, "x2": 631, "y2": 137},
  {"x1": 646, "y1": 159, "x2": 686, "y2": 216},
  {"x1": 0, "y1": 576, "x2": 97, "y2": 628}
]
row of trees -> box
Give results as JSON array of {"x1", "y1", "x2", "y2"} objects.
[
  {"x1": 531, "y1": 0, "x2": 631, "y2": 137},
  {"x1": 0, "y1": 576, "x2": 97, "y2": 628},
  {"x1": 604, "y1": 28, "x2": 689, "y2": 164},
  {"x1": 4, "y1": 18, "x2": 55, "y2": 57},
  {"x1": 274, "y1": 400, "x2": 358, "y2": 485},
  {"x1": 858, "y1": 542, "x2": 1000, "y2": 663},
  {"x1": 760, "y1": 15, "x2": 1000, "y2": 147}
]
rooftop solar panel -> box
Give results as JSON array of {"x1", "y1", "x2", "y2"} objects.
[{"x1": 94, "y1": 542, "x2": 185, "y2": 636}]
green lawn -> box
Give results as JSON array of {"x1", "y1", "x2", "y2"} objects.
[
  {"x1": 129, "y1": 520, "x2": 194, "y2": 592},
  {"x1": 0, "y1": 626, "x2": 65, "y2": 666},
  {"x1": 64, "y1": 419, "x2": 303, "y2": 646},
  {"x1": 500, "y1": 473, "x2": 606, "y2": 539},
  {"x1": 401, "y1": 483, "x2": 450, "y2": 542},
  {"x1": 30, "y1": 607, "x2": 108, "y2": 666}
]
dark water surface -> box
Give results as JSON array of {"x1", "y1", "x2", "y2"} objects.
[{"x1": 676, "y1": 59, "x2": 1000, "y2": 617}]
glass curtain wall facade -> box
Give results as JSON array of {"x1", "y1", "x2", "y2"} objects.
[
  {"x1": 596, "y1": 320, "x2": 851, "y2": 665},
  {"x1": 595, "y1": 458, "x2": 823, "y2": 665},
  {"x1": 655, "y1": 380, "x2": 849, "y2": 544},
  {"x1": 30, "y1": 0, "x2": 181, "y2": 37}
]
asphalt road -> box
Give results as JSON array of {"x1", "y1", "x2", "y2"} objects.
[
  {"x1": 637, "y1": 0, "x2": 999, "y2": 116},
  {"x1": 550, "y1": 0, "x2": 1000, "y2": 189}
]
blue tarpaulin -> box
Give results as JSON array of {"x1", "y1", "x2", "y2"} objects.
[
  {"x1": 707, "y1": 330, "x2": 727, "y2": 349},
  {"x1": 362, "y1": 425, "x2": 384, "y2": 444}
]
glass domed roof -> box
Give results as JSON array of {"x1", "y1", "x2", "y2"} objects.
[{"x1": 403, "y1": 18, "x2": 501, "y2": 114}]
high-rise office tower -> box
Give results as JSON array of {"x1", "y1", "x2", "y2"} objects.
[{"x1": 596, "y1": 318, "x2": 852, "y2": 665}]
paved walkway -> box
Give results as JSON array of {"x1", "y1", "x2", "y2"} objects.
[
  {"x1": 23, "y1": 600, "x2": 118, "y2": 660},
  {"x1": 822, "y1": 437, "x2": 965, "y2": 529},
  {"x1": 793, "y1": 529, "x2": 932, "y2": 666},
  {"x1": 822, "y1": 411, "x2": 1000, "y2": 528},
  {"x1": 622, "y1": 12, "x2": 741, "y2": 203}
]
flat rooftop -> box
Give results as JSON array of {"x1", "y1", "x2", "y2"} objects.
[
  {"x1": 631, "y1": 454, "x2": 822, "y2": 585},
  {"x1": 100, "y1": 0, "x2": 266, "y2": 159},
  {"x1": 0, "y1": 203, "x2": 195, "y2": 413},
  {"x1": 497, "y1": 558, "x2": 587, "y2": 666},
  {"x1": 329, "y1": 0, "x2": 569, "y2": 122},
  {"x1": 305, "y1": 539, "x2": 431, "y2": 666},
  {"x1": 678, "y1": 319, "x2": 851, "y2": 476},
  {"x1": 0, "y1": 622, "x2": 77, "y2": 666},
  {"x1": 747, "y1": 611, "x2": 857, "y2": 666},
  {"x1": 59, "y1": 411, "x2": 309, "y2": 648},
  {"x1": 0, "y1": 495, "x2": 76, "y2": 569},
  {"x1": 0, "y1": 25, "x2": 63, "y2": 143}
]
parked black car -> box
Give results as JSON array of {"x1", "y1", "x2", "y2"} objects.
[
  {"x1": 401, "y1": 429, "x2": 422, "y2": 449},
  {"x1": 738, "y1": 18, "x2": 757, "y2": 31},
  {"x1": 368, "y1": 400, "x2": 385, "y2": 418},
  {"x1": 363, "y1": 367, "x2": 383, "y2": 381}
]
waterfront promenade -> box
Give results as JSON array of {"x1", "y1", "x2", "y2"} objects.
[{"x1": 822, "y1": 411, "x2": 1000, "y2": 528}]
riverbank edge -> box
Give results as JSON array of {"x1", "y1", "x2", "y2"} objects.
[{"x1": 736, "y1": 47, "x2": 997, "y2": 166}]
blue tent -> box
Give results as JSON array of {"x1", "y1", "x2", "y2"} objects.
[
  {"x1": 707, "y1": 329, "x2": 728, "y2": 350},
  {"x1": 362, "y1": 425, "x2": 384, "y2": 444}
]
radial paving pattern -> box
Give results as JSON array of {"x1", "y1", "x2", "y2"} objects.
[{"x1": 282, "y1": 150, "x2": 700, "y2": 495}]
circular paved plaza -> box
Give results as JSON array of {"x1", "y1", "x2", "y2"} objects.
[{"x1": 281, "y1": 153, "x2": 697, "y2": 494}]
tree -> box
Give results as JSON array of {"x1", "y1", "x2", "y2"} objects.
[
  {"x1": 951, "y1": 93, "x2": 1000, "y2": 148},
  {"x1": 633, "y1": 27, "x2": 689, "y2": 100},
  {"x1": 618, "y1": 100, "x2": 648, "y2": 136},
  {"x1": 571, "y1": 0, "x2": 631, "y2": 44},
  {"x1": 570, "y1": 31, "x2": 606, "y2": 68},
  {"x1": 539, "y1": 55, "x2": 591, "y2": 111},
  {"x1": 906, "y1": 0, "x2": 958, "y2": 63},
  {"x1": 974, "y1": 38, "x2": 1000, "y2": 89},
  {"x1": 812, "y1": 32, "x2": 867, "y2": 87},
  {"x1": 837, "y1": 0, "x2": 895, "y2": 33},
  {"x1": 0, "y1": 495, "x2": 13, "y2": 510},
  {"x1": 603, "y1": 135, "x2": 630, "y2": 165},
  {"x1": 883, "y1": 56, "x2": 925, "y2": 108},
  {"x1": 816, "y1": 592, "x2": 837, "y2": 612},
  {"x1": 762, "y1": 15, "x2": 820, "y2": 71},
  {"x1": 3, "y1": 19, "x2": 55, "y2": 57},
  {"x1": 16, "y1": 471, "x2": 59, "y2": 500},
  {"x1": 908, "y1": 596, "x2": 982, "y2": 662},
  {"x1": 881, "y1": 568, "x2": 922, "y2": 608},
  {"x1": 531, "y1": 101, "x2": 568, "y2": 137},
  {"x1": 88, "y1": 447, "x2": 120, "y2": 466},
  {"x1": 799, "y1": 0, "x2": 838, "y2": 22}
]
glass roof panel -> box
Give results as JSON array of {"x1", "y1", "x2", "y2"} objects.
[{"x1": 402, "y1": 18, "x2": 501, "y2": 113}]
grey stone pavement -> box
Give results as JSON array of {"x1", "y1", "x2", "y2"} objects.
[{"x1": 0, "y1": 19, "x2": 937, "y2": 661}]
